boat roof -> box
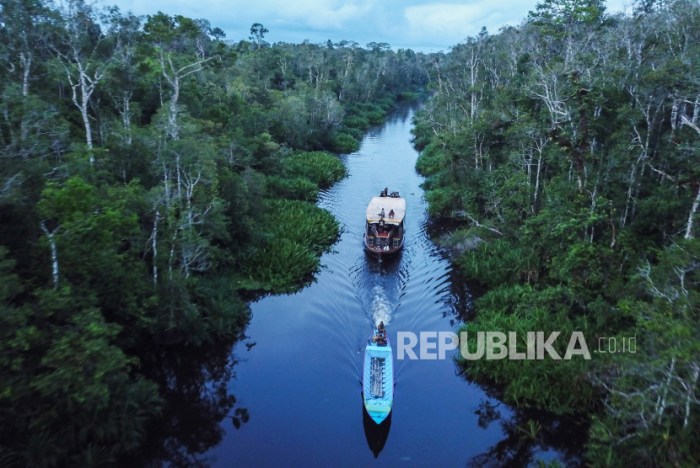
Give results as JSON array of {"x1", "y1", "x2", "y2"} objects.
[{"x1": 366, "y1": 196, "x2": 406, "y2": 224}]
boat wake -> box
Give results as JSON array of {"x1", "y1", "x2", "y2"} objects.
[{"x1": 370, "y1": 285, "x2": 393, "y2": 326}]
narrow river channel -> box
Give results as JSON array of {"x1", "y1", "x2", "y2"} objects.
[{"x1": 204, "y1": 105, "x2": 578, "y2": 466}]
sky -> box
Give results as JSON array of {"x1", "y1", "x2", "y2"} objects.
[{"x1": 99, "y1": 0, "x2": 633, "y2": 52}]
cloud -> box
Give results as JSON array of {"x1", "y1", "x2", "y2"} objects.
[
  {"x1": 273, "y1": 0, "x2": 375, "y2": 29},
  {"x1": 100, "y1": 0, "x2": 634, "y2": 51},
  {"x1": 403, "y1": 1, "x2": 531, "y2": 45}
]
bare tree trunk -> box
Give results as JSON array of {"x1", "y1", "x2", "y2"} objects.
[
  {"x1": 151, "y1": 211, "x2": 160, "y2": 287},
  {"x1": 168, "y1": 229, "x2": 177, "y2": 282},
  {"x1": 656, "y1": 357, "x2": 676, "y2": 423},
  {"x1": 622, "y1": 98, "x2": 658, "y2": 228},
  {"x1": 120, "y1": 92, "x2": 132, "y2": 145},
  {"x1": 532, "y1": 135, "x2": 547, "y2": 214},
  {"x1": 467, "y1": 45, "x2": 480, "y2": 121},
  {"x1": 589, "y1": 184, "x2": 598, "y2": 243},
  {"x1": 622, "y1": 153, "x2": 643, "y2": 229},
  {"x1": 684, "y1": 185, "x2": 700, "y2": 240},
  {"x1": 40, "y1": 221, "x2": 59, "y2": 289},
  {"x1": 61, "y1": 58, "x2": 106, "y2": 164},
  {"x1": 19, "y1": 52, "x2": 32, "y2": 145},
  {"x1": 534, "y1": 153, "x2": 542, "y2": 213},
  {"x1": 19, "y1": 52, "x2": 31, "y2": 97},
  {"x1": 78, "y1": 76, "x2": 94, "y2": 151},
  {"x1": 339, "y1": 53, "x2": 353, "y2": 101},
  {"x1": 680, "y1": 116, "x2": 700, "y2": 240},
  {"x1": 161, "y1": 53, "x2": 218, "y2": 141},
  {"x1": 683, "y1": 363, "x2": 699, "y2": 429}
]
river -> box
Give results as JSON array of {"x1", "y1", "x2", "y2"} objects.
[{"x1": 201, "y1": 104, "x2": 584, "y2": 466}]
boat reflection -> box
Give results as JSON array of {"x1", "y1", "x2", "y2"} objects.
[{"x1": 362, "y1": 394, "x2": 392, "y2": 458}]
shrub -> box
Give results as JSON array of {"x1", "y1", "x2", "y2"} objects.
[
  {"x1": 265, "y1": 175, "x2": 318, "y2": 201},
  {"x1": 282, "y1": 151, "x2": 347, "y2": 188},
  {"x1": 240, "y1": 199, "x2": 340, "y2": 292}
]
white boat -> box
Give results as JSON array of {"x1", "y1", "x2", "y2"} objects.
[{"x1": 364, "y1": 189, "x2": 406, "y2": 255}]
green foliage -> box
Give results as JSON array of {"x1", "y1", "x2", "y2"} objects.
[
  {"x1": 0, "y1": 287, "x2": 162, "y2": 465},
  {"x1": 0, "y1": 0, "x2": 429, "y2": 461},
  {"x1": 528, "y1": 0, "x2": 607, "y2": 30},
  {"x1": 460, "y1": 286, "x2": 595, "y2": 414},
  {"x1": 415, "y1": 142, "x2": 447, "y2": 177},
  {"x1": 415, "y1": 0, "x2": 700, "y2": 463},
  {"x1": 265, "y1": 175, "x2": 319, "y2": 201},
  {"x1": 331, "y1": 131, "x2": 360, "y2": 153},
  {"x1": 282, "y1": 151, "x2": 347, "y2": 189},
  {"x1": 584, "y1": 239, "x2": 700, "y2": 465},
  {"x1": 457, "y1": 239, "x2": 536, "y2": 287},
  {"x1": 239, "y1": 199, "x2": 340, "y2": 292}
]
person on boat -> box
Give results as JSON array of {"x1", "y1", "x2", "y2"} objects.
[
  {"x1": 388, "y1": 209, "x2": 394, "y2": 219},
  {"x1": 380, "y1": 187, "x2": 388, "y2": 197},
  {"x1": 371, "y1": 224, "x2": 378, "y2": 237},
  {"x1": 373, "y1": 321, "x2": 387, "y2": 346}
]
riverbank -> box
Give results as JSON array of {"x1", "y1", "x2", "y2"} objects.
[{"x1": 411, "y1": 2, "x2": 700, "y2": 464}]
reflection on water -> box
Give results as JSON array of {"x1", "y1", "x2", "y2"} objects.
[
  {"x1": 362, "y1": 395, "x2": 392, "y2": 458},
  {"x1": 122, "y1": 339, "x2": 248, "y2": 466},
  {"x1": 467, "y1": 403, "x2": 588, "y2": 467}
]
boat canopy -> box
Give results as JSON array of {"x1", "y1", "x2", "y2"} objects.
[{"x1": 366, "y1": 196, "x2": 406, "y2": 225}]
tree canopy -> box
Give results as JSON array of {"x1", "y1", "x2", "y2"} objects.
[
  {"x1": 414, "y1": 0, "x2": 700, "y2": 464},
  {"x1": 0, "y1": 0, "x2": 429, "y2": 463}
]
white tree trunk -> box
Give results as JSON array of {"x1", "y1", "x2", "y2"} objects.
[
  {"x1": 20, "y1": 52, "x2": 31, "y2": 97},
  {"x1": 680, "y1": 116, "x2": 700, "y2": 240},
  {"x1": 656, "y1": 357, "x2": 676, "y2": 423},
  {"x1": 683, "y1": 363, "x2": 699, "y2": 429},
  {"x1": 684, "y1": 185, "x2": 700, "y2": 240},
  {"x1": 120, "y1": 93, "x2": 132, "y2": 145},
  {"x1": 65, "y1": 59, "x2": 105, "y2": 164},
  {"x1": 40, "y1": 222, "x2": 59, "y2": 289},
  {"x1": 152, "y1": 211, "x2": 160, "y2": 287}
]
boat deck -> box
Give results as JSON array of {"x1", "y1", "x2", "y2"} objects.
[{"x1": 370, "y1": 357, "x2": 385, "y2": 397}]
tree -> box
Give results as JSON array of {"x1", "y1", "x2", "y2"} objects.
[
  {"x1": 53, "y1": 0, "x2": 114, "y2": 163},
  {"x1": 527, "y1": 0, "x2": 607, "y2": 29},
  {"x1": 249, "y1": 23, "x2": 268, "y2": 49},
  {"x1": 0, "y1": 0, "x2": 57, "y2": 97}
]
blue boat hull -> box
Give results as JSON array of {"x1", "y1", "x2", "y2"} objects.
[{"x1": 362, "y1": 334, "x2": 394, "y2": 424}]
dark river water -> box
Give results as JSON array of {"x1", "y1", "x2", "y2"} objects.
[{"x1": 200, "y1": 105, "x2": 584, "y2": 467}]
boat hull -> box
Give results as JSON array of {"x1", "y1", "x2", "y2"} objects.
[
  {"x1": 363, "y1": 234, "x2": 404, "y2": 256},
  {"x1": 362, "y1": 335, "x2": 394, "y2": 424}
]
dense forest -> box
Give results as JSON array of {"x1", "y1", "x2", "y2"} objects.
[
  {"x1": 413, "y1": 0, "x2": 699, "y2": 464},
  {"x1": 0, "y1": 0, "x2": 429, "y2": 464},
  {"x1": 3, "y1": 0, "x2": 698, "y2": 464}
]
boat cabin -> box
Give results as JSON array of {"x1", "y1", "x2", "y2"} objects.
[{"x1": 364, "y1": 190, "x2": 406, "y2": 255}]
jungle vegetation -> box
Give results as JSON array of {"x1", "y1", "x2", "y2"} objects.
[
  {"x1": 413, "y1": 0, "x2": 699, "y2": 464},
  {"x1": 0, "y1": 0, "x2": 429, "y2": 464}
]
